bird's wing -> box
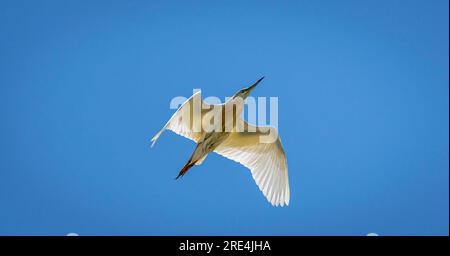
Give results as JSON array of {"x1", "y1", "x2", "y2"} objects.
[
  {"x1": 151, "y1": 91, "x2": 213, "y2": 146},
  {"x1": 214, "y1": 120, "x2": 290, "y2": 206}
]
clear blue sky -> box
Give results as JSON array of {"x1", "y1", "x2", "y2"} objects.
[{"x1": 0, "y1": 0, "x2": 448, "y2": 235}]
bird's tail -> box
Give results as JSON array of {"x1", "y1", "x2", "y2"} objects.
[{"x1": 176, "y1": 161, "x2": 195, "y2": 180}]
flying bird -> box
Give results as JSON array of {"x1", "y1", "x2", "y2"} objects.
[{"x1": 151, "y1": 77, "x2": 290, "y2": 206}]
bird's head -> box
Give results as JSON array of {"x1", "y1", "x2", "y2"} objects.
[{"x1": 233, "y1": 76, "x2": 265, "y2": 100}]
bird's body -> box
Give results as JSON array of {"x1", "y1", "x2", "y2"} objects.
[
  {"x1": 177, "y1": 130, "x2": 231, "y2": 178},
  {"x1": 151, "y1": 77, "x2": 290, "y2": 206}
]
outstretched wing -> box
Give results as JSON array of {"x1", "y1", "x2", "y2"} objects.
[
  {"x1": 151, "y1": 91, "x2": 213, "y2": 146},
  {"x1": 214, "y1": 120, "x2": 290, "y2": 206}
]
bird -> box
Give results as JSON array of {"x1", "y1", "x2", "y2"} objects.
[{"x1": 150, "y1": 77, "x2": 290, "y2": 206}]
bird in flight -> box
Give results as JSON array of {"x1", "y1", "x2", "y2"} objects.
[{"x1": 151, "y1": 77, "x2": 290, "y2": 206}]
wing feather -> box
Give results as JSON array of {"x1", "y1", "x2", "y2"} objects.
[
  {"x1": 151, "y1": 91, "x2": 212, "y2": 146},
  {"x1": 214, "y1": 120, "x2": 290, "y2": 206}
]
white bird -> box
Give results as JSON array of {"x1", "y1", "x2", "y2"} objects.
[{"x1": 151, "y1": 77, "x2": 290, "y2": 206}]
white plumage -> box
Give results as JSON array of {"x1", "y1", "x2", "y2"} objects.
[{"x1": 151, "y1": 78, "x2": 290, "y2": 206}]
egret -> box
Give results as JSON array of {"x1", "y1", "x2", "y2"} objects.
[{"x1": 151, "y1": 77, "x2": 290, "y2": 206}]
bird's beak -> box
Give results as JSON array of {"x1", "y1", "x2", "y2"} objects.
[{"x1": 247, "y1": 76, "x2": 265, "y2": 92}]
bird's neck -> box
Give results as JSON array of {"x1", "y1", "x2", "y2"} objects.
[{"x1": 220, "y1": 97, "x2": 245, "y2": 131}]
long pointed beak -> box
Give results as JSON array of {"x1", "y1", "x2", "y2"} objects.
[{"x1": 248, "y1": 76, "x2": 265, "y2": 92}]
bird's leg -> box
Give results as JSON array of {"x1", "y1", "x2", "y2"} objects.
[
  {"x1": 175, "y1": 142, "x2": 206, "y2": 179},
  {"x1": 175, "y1": 161, "x2": 195, "y2": 179}
]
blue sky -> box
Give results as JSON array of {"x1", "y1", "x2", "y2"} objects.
[{"x1": 0, "y1": 0, "x2": 448, "y2": 235}]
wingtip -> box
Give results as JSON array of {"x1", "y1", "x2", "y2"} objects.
[
  {"x1": 268, "y1": 193, "x2": 290, "y2": 207},
  {"x1": 150, "y1": 138, "x2": 156, "y2": 148},
  {"x1": 285, "y1": 188, "x2": 290, "y2": 206},
  {"x1": 150, "y1": 129, "x2": 164, "y2": 148}
]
